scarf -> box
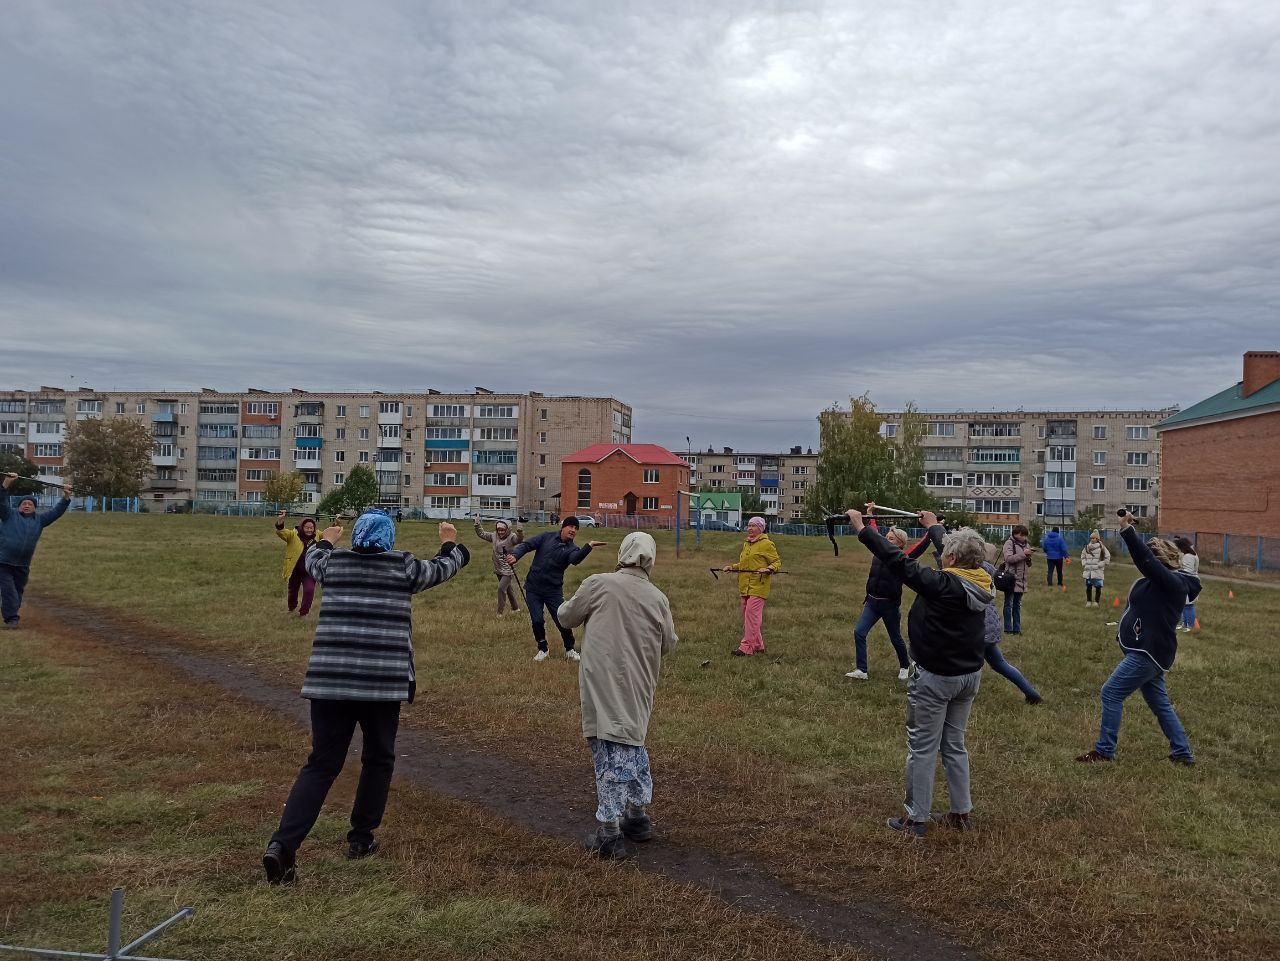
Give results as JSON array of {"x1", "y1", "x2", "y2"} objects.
[{"x1": 945, "y1": 566, "x2": 993, "y2": 592}]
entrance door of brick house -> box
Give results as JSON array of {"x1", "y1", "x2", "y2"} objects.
[{"x1": 624, "y1": 492, "x2": 637, "y2": 515}]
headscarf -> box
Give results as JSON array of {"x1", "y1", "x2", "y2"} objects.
[
  {"x1": 746, "y1": 516, "x2": 766, "y2": 542},
  {"x1": 297, "y1": 518, "x2": 317, "y2": 544},
  {"x1": 495, "y1": 520, "x2": 510, "y2": 535},
  {"x1": 352, "y1": 510, "x2": 396, "y2": 551},
  {"x1": 616, "y1": 531, "x2": 656, "y2": 573}
]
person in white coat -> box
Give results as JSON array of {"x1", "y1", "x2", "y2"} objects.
[{"x1": 557, "y1": 531, "x2": 678, "y2": 859}]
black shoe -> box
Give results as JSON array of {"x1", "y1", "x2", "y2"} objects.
[
  {"x1": 1168, "y1": 754, "x2": 1196, "y2": 767},
  {"x1": 730, "y1": 649, "x2": 747, "y2": 657},
  {"x1": 262, "y1": 842, "x2": 296, "y2": 885},
  {"x1": 1025, "y1": 693, "x2": 1043, "y2": 705},
  {"x1": 347, "y1": 839, "x2": 380, "y2": 860},
  {"x1": 3, "y1": 620, "x2": 19, "y2": 630},
  {"x1": 619, "y1": 812, "x2": 653, "y2": 843},
  {"x1": 585, "y1": 830, "x2": 631, "y2": 860}
]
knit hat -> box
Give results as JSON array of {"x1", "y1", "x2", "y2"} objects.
[
  {"x1": 747, "y1": 516, "x2": 767, "y2": 531},
  {"x1": 352, "y1": 510, "x2": 396, "y2": 551},
  {"x1": 561, "y1": 516, "x2": 580, "y2": 529},
  {"x1": 17, "y1": 494, "x2": 39, "y2": 509}
]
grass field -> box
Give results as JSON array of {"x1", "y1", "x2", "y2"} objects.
[{"x1": 3, "y1": 513, "x2": 1277, "y2": 961}]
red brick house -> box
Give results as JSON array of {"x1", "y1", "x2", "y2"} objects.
[
  {"x1": 1157, "y1": 350, "x2": 1280, "y2": 539},
  {"x1": 561, "y1": 444, "x2": 690, "y2": 520}
]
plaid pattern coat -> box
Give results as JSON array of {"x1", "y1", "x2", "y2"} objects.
[{"x1": 301, "y1": 540, "x2": 469, "y2": 702}]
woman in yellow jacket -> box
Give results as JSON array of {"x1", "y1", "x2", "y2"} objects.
[
  {"x1": 275, "y1": 511, "x2": 319, "y2": 616},
  {"x1": 722, "y1": 516, "x2": 782, "y2": 657}
]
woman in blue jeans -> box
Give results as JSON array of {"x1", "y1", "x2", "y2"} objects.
[
  {"x1": 1077, "y1": 511, "x2": 1202, "y2": 765},
  {"x1": 980, "y1": 561, "x2": 1042, "y2": 704},
  {"x1": 1000, "y1": 525, "x2": 1034, "y2": 634}
]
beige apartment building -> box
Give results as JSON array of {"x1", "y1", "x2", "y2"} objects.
[
  {"x1": 876, "y1": 409, "x2": 1175, "y2": 534},
  {"x1": 683, "y1": 445, "x2": 820, "y2": 520},
  {"x1": 0, "y1": 386, "x2": 630, "y2": 515}
]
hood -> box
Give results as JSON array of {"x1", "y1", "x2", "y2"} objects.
[
  {"x1": 948, "y1": 565, "x2": 994, "y2": 611},
  {"x1": 616, "y1": 531, "x2": 656, "y2": 573}
]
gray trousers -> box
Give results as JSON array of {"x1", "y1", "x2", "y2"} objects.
[{"x1": 904, "y1": 667, "x2": 982, "y2": 822}]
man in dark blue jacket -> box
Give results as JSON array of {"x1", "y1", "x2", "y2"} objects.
[
  {"x1": 507, "y1": 516, "x2": 606, "y2": 662},
  {"x1": 1, "y1": 472, "x2": 73, "y2": 628},
  {"x1": 1041, "y1": 527, "x2": 1068, "y2": 587}
]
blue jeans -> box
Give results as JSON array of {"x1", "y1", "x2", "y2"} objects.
[
  {"x1": 984, "y1": 643, "x2": 1039, "y2": 699},
  {"x1": 1182, "y1": 603, "x2": 1196, "y2": 629},
  {"x1": 1002, "y1": 591, "x2": 1022, "y2": 632},
  {"x1": 853, "y1": 598, "x2": 910, "y2": 672},
  {"x1": 1094, "y1": 652, "x2": 1193, "y2": 760},
  {"x1": 525, "y1": 586, "x2": 575, "y2": 652}
]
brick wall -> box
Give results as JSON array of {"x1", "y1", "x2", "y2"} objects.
[
  {"x1": 561, "y1": 451, "x2": 688, "y2": 519},
  {"x1": 1160, "y1": 410, "x2": 1280, "y2": 537}
]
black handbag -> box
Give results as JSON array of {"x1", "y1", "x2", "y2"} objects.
[{"x1": 993, "y1": 565, "x2": 1017, "y2": 593}]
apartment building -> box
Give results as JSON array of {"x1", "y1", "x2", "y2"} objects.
[
  {"x1": 681, "y1": 445, "x2": 820, "y2": 519},
  {"x1": 0, "y1": 386, "x2": 631, "y2": 514},
  {"x1": 876, "y1": 409, "x2": 1176, "y2": 534}
]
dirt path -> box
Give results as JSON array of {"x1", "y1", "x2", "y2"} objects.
[{"x1": 30, "y1": 598, "x2": 979, "y2": 961}]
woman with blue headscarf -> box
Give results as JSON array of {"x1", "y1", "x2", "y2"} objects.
[{"x1": 262, "y1": 510, "x2": 469, "y2": 886}]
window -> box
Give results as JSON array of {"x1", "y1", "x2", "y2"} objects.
[
  {"x1": 1046, "y1": 472, "x2": 1076, "y2": 489},
  {"x1": 1126, "y1": 452, "x2": 1148, "y2": 466},
  {"x1": 430, "y1": 404, "x2": 465, "y2": 417},
  {"x1": 335, "y1": 428, "x2": 346, "y2": 440},
  {"x1": 114, "y1": 402, "x2": 126, "y2": 413},
  {"x1": 426, "y1": 427, "x2": 466, "y2": 439},
  {"x1": 643, "y1": 469, "x2": 660, "y2": 483},
  {"x1": 426, "y1": 472, "x2": 466, "y2": 486},
  {"x1": 429, "y1": 449, "x2": 465, "y2": 463},
  {"x1": 926, "y1": 422, "x2": 955, "y2": 437},
  {"x1": 969, "y1": 448, "x2": 1020, "y2": 463},
  {"x1": 538, "y1": 454, "x2": 547, "y2": 466},
  {"x1": 196, "y1": 489, "x2": 236, "y2": 501},
  {"x1": 34, "y1": 444, "x2": 63, "y2": 457},
  {"x1": 429, "y1": 496, "x2": 464, "y2": 509},
  {"x1": 1035, "y1": 502, "x2": 1044, "y2": 517},
  {"x1": 1037, "y1": 425, "x2": 1047, "y2": 439},
  {"x1": 1093, "y1": 451, "x2": 1107, "y2": 466},
  {"x1": 154, "y1": 443, "x2": 175, "y2": 459},
  {"x1": 135, "y1": 403, "x2": 146, "y2": 414},
  {"x1": 405, "y1": 452, "x2": 412, "y2": 463},
  {"x1": 477, "y1": 427, "x2": 518, "y2": 440},
  {"x1": 642, "y1": 496, "x2": 659, "y2": 510},
  {"x1": 246, "y1": 402, "x2": 279, "y2": 416},
  {"x1": 77, "y1": 400, "x2": 103, "y2": 414},
  {"x1": 539, "y1": 408, "x2": 548, "y2": 420},
  {"x1": 1092, "y1": 476, "x2": 1106, "y2": 491},
  {"x1": 537, "y1": 431, "x2": 547, "y2": 444},
  {"x1": 242, "y1": 425, "x2": 279, "y2": 439},
  {"x1": 473, "y1": 450, "x2": 516, "y2": 465},
  {"x1": 477, "y1": 405, "x2": 515, "y2": 418},
  {"x1": 244, "y1": 469, "x2": 271, "y2": 481},
  {"x1": 1093, "y1": 425, "x2": 1107, "y2": 439},
  {"x1": 880, "y1": 423, "x2": 898, "y2": 438},
  {"x1": 359, "y1": 405, "x2": 370, "y2": 417},
  {"x1": 1126, "y1": 426, "x2": 1149, "y2": 440},
  {"x1": 1035, "y1": 475, "x2": 1045, "y2": 490},
  {"x1": 377, "y1": 449, "x2": 402, "y2": 464},
  {"x1": 974, "y1": 499, "x2": 1020, "y2": 513},
  {"x1": 1122, "y1": 504, "x2": 1150, "y2": 517},
  {"x1": 538, "y1": 476, "x2": 546, "y2": 489},
  {"x1": 404, "y1": 474, "x2": 412, "y2": 486},
  {"x1": 197, "y1": 424, "x2": 238, "y2": 438},
  {"x1": 359, "y1": 428, "x2": 370, "y2": 440},
  {"x1": 379, "y1": 424, "x2": 401, "y2": 438},
  {"x1": 1048, "y1": 446, "x2": 1076, "y2": 461},
  {"x1": 334, "y1": 451, "x2": 345, "y2": 463},
  {"x1": 577, "y1": 469, "x2": 591, "y2": 508},
  {"x1": 924, "y1": 471, "x2": 964, "y2": 487},
  {"x1": 379, "y1": 401, "x2": 401, "y2": 414},
  {"x1": 242, "y1": 447, "x2": 280, "y2": 460},
  {"x1": 359, "y1": 451, "x2": 370, "y2": 463},
  {"x1": 32, "y1": 401, "x2": 65, "y2": 414},
  {"x1": 966, "y1": 472, "x2": 1020, "y2": 487},
  {"x1": 334, "y1": 473, "x2": 345, "y2": 485},
  {"x1": 199, "y1": 403, "x2": 238, "y2": 415},
  {"x1": 792, "y1": 480, "x2": 807, "y2": 490},
  {"x1": 0, "y1": 421, "x2": 24, "y2": 435},
  {"x1": 735, "y1": 456, "x2": 755, "y2": 466},
  {"x1": 0, "y1": 401, "x2": 25, "y2": 413},
  {"x1": 477, "y1": 496, "x2": 512, "y2": 509},
  {"x1": 198, "y1": 446, "x2": 238, "y2": 460},
  {"x1": 475, "y1": 473, "x2": 513, "y2": 486},
  {"x1": 969, "y1": 422, "x2": 1021, "y2": 438},
  {"x1": 335, "y1": 405, "x2": 347, "y2": 417},
  {"x1": 793, "y1": 466, "x2": 809, "y2": 475},
  {"x1": 1126, "y1": 477, "x2": 1149, "y2": 492}
]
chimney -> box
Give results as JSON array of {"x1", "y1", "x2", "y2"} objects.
[{"x1": 1242, "y1": 350, "x2": 1280, "y2": 397}]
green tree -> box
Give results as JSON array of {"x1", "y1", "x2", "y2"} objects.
[
  {"x1": 737, "y1": 487, "x2": 768, "y2": 516},
  {"x1": 804, "y1": 395, "x2": 934, "y2": 521},
  {"x1": 317, "y1": 465, "x2": 380, "y2": 518},
  {"x1": 262, "y1": 470, "x2": 306, "y2": 509},
  {"x1": 64, "y1": 418, "x2": 154, "y2": 498},
  {"x1": 1072, "y1": 504, "x2": 1105, "y2": 532},
  {"x1": 0, "y1": 451, "x2": 43, "y2": 496}
]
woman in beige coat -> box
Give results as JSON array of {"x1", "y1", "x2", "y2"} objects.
[
  {"x1": 558, "y1": 531, "x2": 678, "y2": 859},
  {"x1": 473, "y1": 517, "x2": 524, "y2": 614}
]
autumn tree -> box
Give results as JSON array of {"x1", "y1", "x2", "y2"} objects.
[
  {"x1": 64, "y1": 418, "x2": 154, "y2": 498},
  {"x1": 262, "y1": 470, "x2": 306, "y2": 509}
]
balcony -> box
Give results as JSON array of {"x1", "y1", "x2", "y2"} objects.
[
  {"x1": 377, "y1": 410, "x2": 403, "y2": 426},
  {"x1": 151, "y1": 454, "x2": 178, "y2": 468},
  {"x1": 303, "y1": 483, "x2": 320, "y2": 494},
  {"x1": 295, "y1": 437, "x2": 324, "y2": 449},
  {"x1": 148, "y1": 478, "x2": 178, "y2": 491},
  {"x1": 376, "y1": 435, "x2": 403, "y2": 449},
  {"x1": 152, "y1": 411, "x2": 177, "y2": 424},
  {"x1": 426, "y1": 438, "x2": 469, "y2": 450}
]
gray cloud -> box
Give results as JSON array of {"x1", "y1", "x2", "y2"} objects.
[{"x1": 2, "y1": 0, "x2": 1277, "y2": 450}]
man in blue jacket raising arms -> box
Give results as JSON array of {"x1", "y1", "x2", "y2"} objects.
[
  {"x1": 1042, "y1": 526, "x2": 1068, "y2": 587},
  {"x1": 506, "y1": 516, "x2": 607, "y2": 663},
  {"x1": 1, "y1": 472, "x2": 73, "y2": 629}
]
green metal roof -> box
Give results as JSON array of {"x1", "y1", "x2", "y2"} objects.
[
  {"x1": 690, "y1": 492, "x2": 742, "y2": 511},
  {"x1": 1157, "y1": 378, "x2": 1280, "y2": 430}
]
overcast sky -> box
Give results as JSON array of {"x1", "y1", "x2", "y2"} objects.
[{"x1": 2, "y1": 1, "x2": 1277, "y2": 451}]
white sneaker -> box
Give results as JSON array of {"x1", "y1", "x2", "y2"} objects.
[
  {"x1": 533, "y1": 650, "x2": 549, "y2": 662},
  {"x1": 845, "y1": 669, "x2": 869, "y2": 680},
  {"x1": 898, "y1": 667, "x2": 910, "y2": 681},
  {"x1": 565, "y1": 649, "x2": 581, "y2": 662}
]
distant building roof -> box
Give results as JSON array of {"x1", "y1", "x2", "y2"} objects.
[
  {"x1": 563, "y1": 443, "x2": 690, "y2": 466},
  {"x1": 1157, "y1": 379, "x2": 1280, "y2": 431},
  {"x1": 690, "y1": 492, "x2": 743, "y2": 511}
]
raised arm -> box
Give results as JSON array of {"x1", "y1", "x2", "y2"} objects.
[
  {"x1": 39, "y1": 496, "x2": 71, "y2": 528},
  {"x1": 511, "y1": 524, "x2": 525, "y2": 546},
  {"x1": 906, "y1": 524, "x2": 944, "y2": 560},
  {"x1": 473, "y1": 519, "x2": 495, "y2": 543},
  {"x1": 509, "y1": 533, "x2": 539, "y2": 562},
  {"x1": 857, "y1": 524, "x2": 953, "y2": 599},
  {"x1": 274, "y1": 510, "x2": 292, "y2": 543},
  {"x1": 568, "y1": 542, "x2": 595, "y2": 565},
  {"x1": 408, "y1": 542, "x2": 470, "y2": 592},
  {"x1": 1119, "y1": 525, "x2": 1183, "y2": 594}
]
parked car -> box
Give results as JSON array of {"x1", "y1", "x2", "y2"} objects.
[
  {"x1": 690, "y1": 518, "x2": 741, "y2": 531},
  {"x1": 574, "y1": 514, "x2": 597, "y2": 527}
]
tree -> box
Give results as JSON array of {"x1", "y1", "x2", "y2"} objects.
[
  {"x1": 0, "y1": 451, "x2": 43, "y2": 496},
  {"x1": 316, "y1": 465, "x2": 379, "y2": 518},
  {"x1": 804, "y1": 395, "x2": 934, "y2": 522},
  {"x1": 737, "y1": 487, "x2": 768, "y2": 516},
  {"x1": 262, "y1": 470, "x2": 306, "y2": 509},
  {"x1": 64, "y1": 418, "x2": 154, "y2": 498},
  {"x1": 1072, "y1": 504, "x2": 1105, "y2": 532}
]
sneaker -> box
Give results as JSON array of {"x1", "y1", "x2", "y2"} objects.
[
  {"x1": 533, "y1": 650, "x2": 549, "y2": 662},
  {"x1": 1075, "y1": 749, "x2": 1113, "y2": 763},
  {"x1": 347, "y1": 839, "x2": 379, "y2": 860},
  {"x1": 585, "y1": 829, "x2": 631, "y2": 860},
  {"x1": 886, "y1": 816, "x2": 926, "y2": 838},
  {"x1": 2, "y1": 620, "x2": 19, "y2": 630},
  {"x1": 1025, "y1": 693, "x2": 1043, "y2": 705},
  {"x1": 565, "y1": 649, "x2": 581, "y2": 662},
  {"x1": 1168, "y1": 754, "x2": 1196, "y2": 767},
  {"x1": 897, "y1": 667, "x2": 910, "y2": 681},
  {"x1": 929, "y1": 811, "x2": 974, "y2": 832},
  {"x1": 262, "y1": 842, "x2": 297, "y2": 885},
  {"x1": 619, "y1": 811, "x2": 653, "y2": 842},
  {"x1": 845, "y1": 669, "x2": 869, "y2": 680}
]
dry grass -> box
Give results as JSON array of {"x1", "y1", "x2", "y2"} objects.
[{"x1": 12, "y1": 513, "x2": 1280, "y2": 961}]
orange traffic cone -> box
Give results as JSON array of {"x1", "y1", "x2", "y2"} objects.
[
  {"x1": 1061, "y1": 584, "x2": 1068, "y2": 593},
  {"x1": 1194, "y1": 618, "x2": 1201, "y2": 630},
  {"x1": 1228, "y1": 590, "x2": 1235, "y2": 600},
  {"x1": 1112, "y1": 596, "x2": 1120, "y2": 607}
]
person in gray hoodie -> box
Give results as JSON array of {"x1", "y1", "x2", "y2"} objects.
[
  {"x1": 1, "y1": 473, "x2": 73, "y2": 628},
  {"x1": 473, "y1": 516, "x2": 524, "y2": 615},
  {"x1": 848, "y1": 508, "x2": 992, "y2": 837}
]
